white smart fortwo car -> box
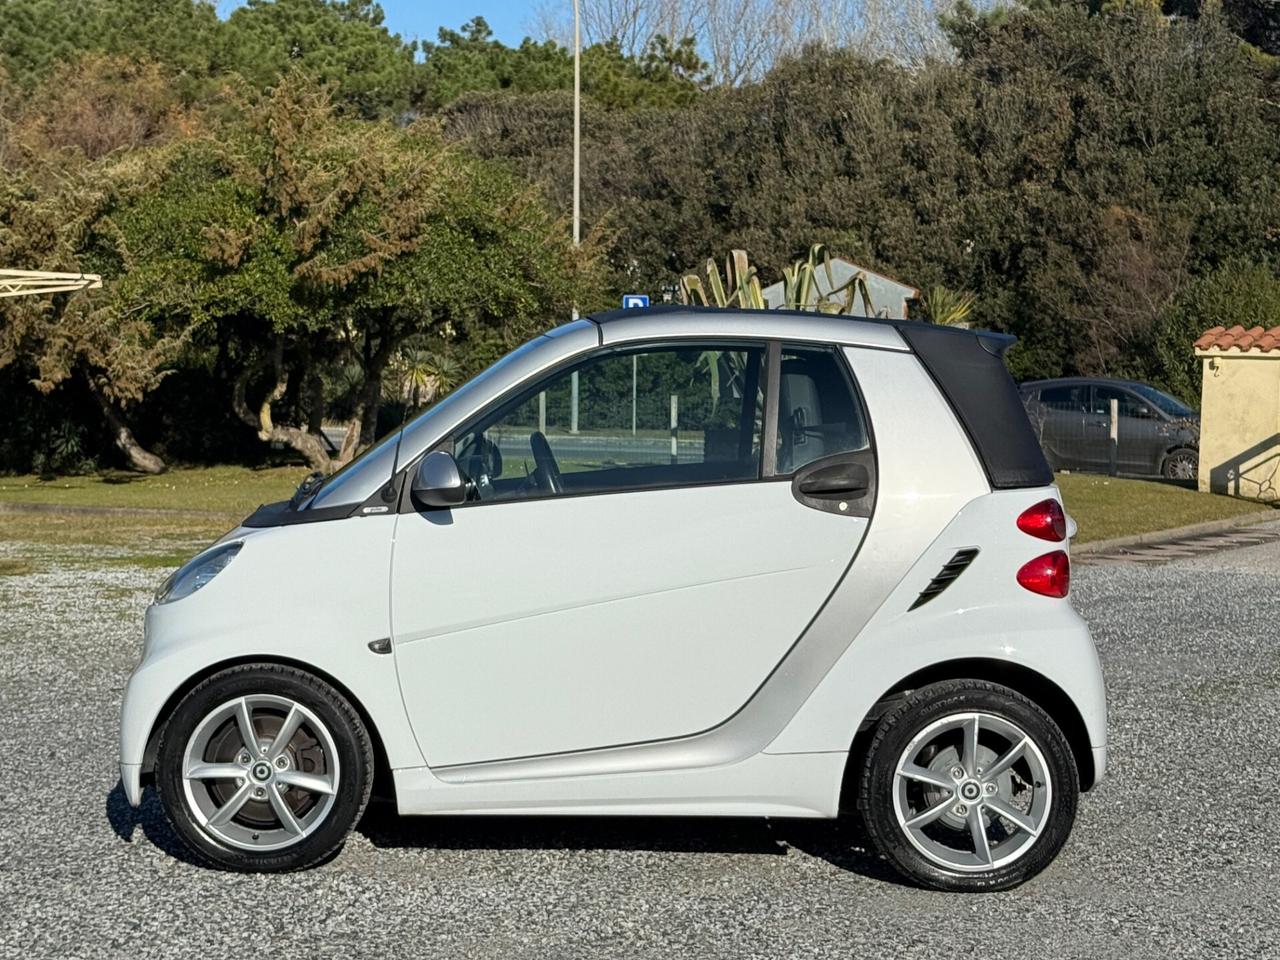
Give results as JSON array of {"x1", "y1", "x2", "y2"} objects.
[{"x1": 120, "y1": 306, "x2": 1106, "y2": 891}]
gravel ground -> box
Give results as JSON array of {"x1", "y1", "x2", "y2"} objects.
[{"x1": 2, "y1": 529, "x2": 1279, "y2": 960}]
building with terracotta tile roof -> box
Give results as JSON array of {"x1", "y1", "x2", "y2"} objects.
[{"x1": 1194, "y1": 325, "x2": 1280, "y2": 501}]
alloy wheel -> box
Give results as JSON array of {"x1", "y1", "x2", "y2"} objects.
[
  {"x1": 1165, "y1": 452, "x2": 1197, "y2": 481},
  {"x1": 181, "y1": 695, "x2": 340, "y2": 851},
  {"x1": 892, "y1": 712, "x2": 1051, "y2": 872}
]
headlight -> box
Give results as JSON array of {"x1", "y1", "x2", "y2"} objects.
[{"x1": 155, "y1": 541, "x2": 242, "y2": 605}]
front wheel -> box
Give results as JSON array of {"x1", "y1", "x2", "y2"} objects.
[
  {"x1": 155, "y1": 663, "x2": 374, "y2": 871},
  {"x1": 1162, "y1": 447, "x2": 1198, "y2": 481},
  {"x1": 858, "y1": 680, "x2": 1079, "y2": 892}
]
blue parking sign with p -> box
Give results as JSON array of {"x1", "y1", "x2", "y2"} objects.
[{"x1": 622, "y1": 294, "x2": 650, "y2": 309}]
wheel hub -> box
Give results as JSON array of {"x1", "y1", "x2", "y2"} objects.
[{"x1": 251, "y1": 761, "x2": 274, "y2": 782}]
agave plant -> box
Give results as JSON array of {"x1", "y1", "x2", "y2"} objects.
[
  {"x1": 919, "y1": 285, "x2": 977, "y2": 328},
  {"x1": 778, "y1": 243, "x2": 876, "y2": 316},
  {"x1": 679, "y1": 244, "x2": 880, "y2": 407},
  {"x1": 679, "y1": 249, "x2": 766, "y2": 310},
  {"x1": 680, "y1": 243, "x2": 877, "y2": 315}
]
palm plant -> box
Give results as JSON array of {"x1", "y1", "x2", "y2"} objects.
[{"x1": 385, "y1": 345, "x2": 463, "y2": 410}]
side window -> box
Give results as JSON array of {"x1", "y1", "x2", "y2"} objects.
[
  {"x1": 1090, "y1": 386, "x2": 1153, "y2": 419},
  {"x1": 1040, "y1": 385, "x2": 1088, "y2": 412},
  {"x1": 773, "y1": 346, "x2": 870, "y2": 474},
  {"x1": 453, "y1": 344, "x2": 765, "y2": 502}
]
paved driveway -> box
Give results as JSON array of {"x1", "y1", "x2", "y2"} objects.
[{"x1": 1, "y1": 532, "x2": 1278, "y2": 959}]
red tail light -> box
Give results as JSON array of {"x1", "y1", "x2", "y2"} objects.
[
  {"x1": 1017, "y1": 551, "x2": 1070, "y2": 598},
  {"x1": 1017, "y1": 499, "x2": 1066, "y2": 542}
]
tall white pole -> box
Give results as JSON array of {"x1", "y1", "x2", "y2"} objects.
[
  {"x1": 572, "y1": 0, "x2": 581, "y2": 252},
  {"x1": 569, "y1": 0, "x2": 582, "y2": 433}
]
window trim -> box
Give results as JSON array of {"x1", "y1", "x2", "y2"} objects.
[
  {"x1": 764, "y1": 342, "x2": 876, "y2": 481},
  {"x1": 761, "y1": 341, "x2": 781, "y2": 477}
]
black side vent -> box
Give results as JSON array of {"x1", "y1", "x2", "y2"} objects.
[{"x1": 909, "y1": 549, "x2": 980, "y2": 611}]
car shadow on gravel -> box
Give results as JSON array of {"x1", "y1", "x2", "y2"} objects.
[
  {"x1": 105, "y1": 781, "x2": 205, "y2": 867},
  {"x1": 104, "y1": 783, "x2": 904, "y2": 884},
  {"x1": 356, "y1": 801, "x2": 906, "y2": 885}
]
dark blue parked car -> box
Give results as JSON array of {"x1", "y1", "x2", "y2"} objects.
[{"x1": 1020, "y1": 378, "x2": 1200, "y2": 480}]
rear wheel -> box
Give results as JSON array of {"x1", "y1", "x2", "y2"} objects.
[
  {"x1": 1162, "y1": 447, "x2": 1198, "y2": 481},
  {"x1": 156, "y1": 663, "x2": 374, "y2": 871},
  {"x1": 858, "y1": 680, "x2": 1078, "y2": 891}
]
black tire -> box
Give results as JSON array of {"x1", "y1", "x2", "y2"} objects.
[
  {"x1": 156, "y1": 663, "x2": 374, "y2": 872},
  {"x1": 1162, "y1": 447, "x2": 1198, "y2": 481},
  {"x1": 858, "y1": 680, "x2": 1079, "y2": 892}
]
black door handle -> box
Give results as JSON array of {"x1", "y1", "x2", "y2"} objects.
[
  {"x1": 798, "y1": 475, "x2": 869, "y2": 497},
  {"x1": 797, "y1": 462, "x2": 871, "y2": 498},
  {"x1": 792, "y1": 455, "x2": 875, "y2": 517}
]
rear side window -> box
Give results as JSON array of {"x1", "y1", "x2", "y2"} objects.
[
  {"x1": 1090, "y1": 386, "x2": 1154, "y2": 419},
  {"x1": 773, "y1": 347, "x2": 869, "y2": 474},
  {"x1": 1039, "y1": 386, "x2": 1088, "y2": 412}
]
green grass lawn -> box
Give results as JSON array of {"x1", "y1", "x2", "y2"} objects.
[
  {"x1": 0, "y1": 465, "x2": 304, "y2": 513},
  {"x1": 0, "y1": 466, "x2": 305, "y2": 570},
  {"x1": 0, "y1": 465, "x2": 1272, "y2": 556},
  {"x1": 1056, "y1": 472, "x2": 1272, "y2": 544}
]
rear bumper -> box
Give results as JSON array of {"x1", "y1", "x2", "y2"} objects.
[{"x1": 1091, "y1": 744, "x2": 1108, "y2": 787}]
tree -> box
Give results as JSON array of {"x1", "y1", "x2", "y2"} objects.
[
  {"x1": 0, "y1": 0, "x2": 220, "y2": 92},
  {"x1": 532, "y1": 0, "x2": 702, "y2": 60},
  {"x1": 421, "y1": 17, "x2": 707, "y2": 111},
  {"x1": 106, "y1": 76, "x2": 604, "y2": 471},
  {"x1": 0, "y1": 160, "x2": 183, "y2": 474},
  {"x1": 0, "y1": 54, "x2": 205, "y2": 474},
  {"x1": 1221, "y1": 0, "x2": 1280, "y2": 55},
  {"x1": 218, "y1": 0, "x2": 425, "y2": 118},
  {"x1": 532, "y1": 0, "x2": 978, "y2": 83},
  {"x1": 1155, "y1": 261, "x2": 1280, "y2": 403},
  {"x1": 6, "y1": 54, "x2": 195, "y2": 161},
  {"x1": 420, "y1": 18, "x2": 571, "y2": 109},
  {"x1": 0, "y1": 0, "x2": 425, "y2": 117},
  {"x1": 940, "y1": 4, "x2": 1280, "y2": 378}
]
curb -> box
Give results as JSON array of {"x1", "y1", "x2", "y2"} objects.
[
  {"x1": 1073, "y1": 507, "x2": 1279, "y2": 555},
  {"x1": 0, "y1": 501, "x2": 238, "y2": 519}
]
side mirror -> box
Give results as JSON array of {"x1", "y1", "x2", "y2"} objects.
[{"x1": 411, "y1": 450, "x2": 466, "y2": 508}]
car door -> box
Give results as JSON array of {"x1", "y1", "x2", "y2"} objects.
[
  {"x1": 389, "y1": 341, "x2": 876, "y2": 768},
  {"x1": 1034, "y1": 384, "x2": 1089, "y2": 469},
  {"x1": 1088, "y1": 385, "x2": 1164, "y2": 473}
]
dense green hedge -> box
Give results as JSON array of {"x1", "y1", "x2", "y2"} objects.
[{"x1": 2, "y1": 0, "x2": 1279, "y2": 473}]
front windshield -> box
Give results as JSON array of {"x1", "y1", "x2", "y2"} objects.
[
  {"x1": 306, "y1": 321, "x2": 597, "y2": 510},
  {"x1": 306, "y1": 331, "x2": 573, "y2": 510},
  {"x1": 306, "y1": 429, "x2": 401, "y2": 510},
  {"x1": 1130, "y1": 383, "x2": 1196, "y2": 418}
]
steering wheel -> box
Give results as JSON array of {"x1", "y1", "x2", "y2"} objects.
[{"x1": 529, "y1": 431, "x2": 564, "y2": 495}]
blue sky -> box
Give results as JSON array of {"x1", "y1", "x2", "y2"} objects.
[{"x1": 214, "y1": 1, "x2": 534, "y2": 48}]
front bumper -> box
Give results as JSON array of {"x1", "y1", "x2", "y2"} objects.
[{"x1": 121, "y1": 762, "x2": 143, "y2": 807}]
